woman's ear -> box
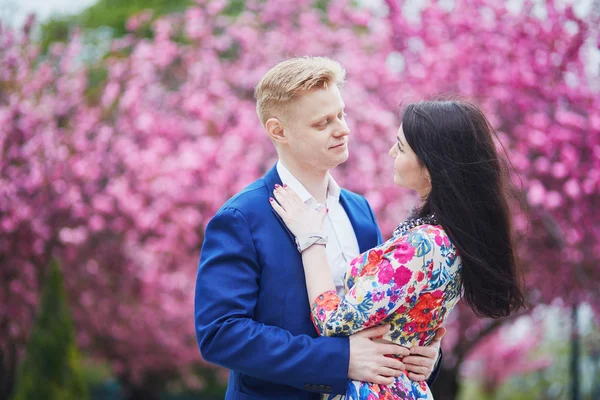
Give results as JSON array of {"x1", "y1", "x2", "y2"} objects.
[
  {"x1": 422, "y1": 168, "x2": 432, "y2": 183},
  {"x1": 266, "y1": 118, "x2": 286, "y2": 144}
]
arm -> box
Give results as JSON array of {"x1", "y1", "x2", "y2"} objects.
[
  {"x1": 194, "y1": 207, "x2": 349, "y2": 394},
  {"x1": 271, "y1": 185, "x2": 441, "y2": 383},
  {"x1": 364, "y1": 196, "x2": 444, "y2": 384},
  {"x1": 306, "y1": 230, "x2": 444, "y2": 384},
  {"x1": 307, "y1": 232, "x2": 433, "y2": 337}
]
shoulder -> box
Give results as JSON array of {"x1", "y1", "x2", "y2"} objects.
[
  {"x1": 340, "y1": 188, "x2": 367, "y2": 202},
  {"x1": 214, "y1": 178, "x2": 269, "y2": 220},
  {"x1": 384, "y1": 224, "x2": 449, "y2": 256}
]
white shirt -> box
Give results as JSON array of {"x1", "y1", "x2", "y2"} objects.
[{"x1": 277, "y1": 161, "x2": 361, "y2": 299}]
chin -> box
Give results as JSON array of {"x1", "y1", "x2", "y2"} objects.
[
  {"x1": 329, "y1": 153, "x2": 349, "y2": 166},
  {"x1": 393, "y1": 175, "x2": 405, "y2": 187}
]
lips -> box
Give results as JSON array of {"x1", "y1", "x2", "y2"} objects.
[{"x1": 330, "y1": 142, "x2": 346, "y2": 149}]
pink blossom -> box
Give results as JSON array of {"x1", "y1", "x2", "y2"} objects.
[
  {"x1": 377, "y1": 260, "x2": 394, "y2": 284},
  {"x1": 393, "y1": 241, "x2": 415, "y2": 264}
]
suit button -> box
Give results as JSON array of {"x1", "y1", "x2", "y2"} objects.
[
  {"x1": 318, "y1": 385, "x2": 326, "y2": 391},
  {"x1": 304, "y1": 384, "x2": 311, "y2": 390},
  {"x1": 324, "y1": 385, "x2": 332, "y2": 392},
  {"x1": 312, "y1": 385, "x2": 319, "y2": 391}
]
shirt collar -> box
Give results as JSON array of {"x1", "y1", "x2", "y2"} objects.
[{"x1": 276, "y1": 161, "x2": 341, "y2": 204}]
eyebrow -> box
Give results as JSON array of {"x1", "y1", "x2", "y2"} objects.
[{"x1": 397, "y1": 136, "x2": 404, "y2": 147}]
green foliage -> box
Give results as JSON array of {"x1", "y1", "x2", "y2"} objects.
[
  {"x1": 223, "y1": 0, "x2": 246, "y2": 16},
  {"x1": 457, "y1": 312, "x2": 600, "y2": 400},
  {"x1": 39, "y1": 0, "x2": 193, "y2": 51},
  {"x1": 78, "y1": 358, "x2": 113, "y2": 388},
  {"x1": 85, "y1": 64, "x2": 109, "y2": 105},
  {"x1": 39, "y1": 17, "x2": 72, "y2": 53},
  {"x1": 12, "y1": 259, "x2": 89, "y2": 400},
  {"x1": 194, "y1": 366, "x2": 227, "y2": 398},
  {"x1": 315, "y1": 0, "x2": 330, "y2": 12},
  {"x1": 78, "y1": 0, "x2": 192, "y2": 35}
]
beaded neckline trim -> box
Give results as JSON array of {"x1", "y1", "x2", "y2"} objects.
[{"x1": 392, "y1": 214, "x2": 438, "y2": 237}]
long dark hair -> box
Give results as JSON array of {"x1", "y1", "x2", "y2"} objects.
[{"x1": 402, "y1": 100, "x2": 525, "y2": 318}]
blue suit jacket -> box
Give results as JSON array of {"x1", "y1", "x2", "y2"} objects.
[{"x1": 194, "y1": 165, "x2": 440, "y2": 399}]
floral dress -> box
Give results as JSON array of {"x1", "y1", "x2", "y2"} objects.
[{"x1": 311, "y1": 224, "x2": 462, "y2": 400}]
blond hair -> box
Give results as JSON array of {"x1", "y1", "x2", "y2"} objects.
[{"x1": 254, "y1": 56, "x2": 346, "y2": 126}]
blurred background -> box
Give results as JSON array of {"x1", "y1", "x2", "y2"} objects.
[{"x1": 0, "y1": 0, "x2": 599, "y2": 399}]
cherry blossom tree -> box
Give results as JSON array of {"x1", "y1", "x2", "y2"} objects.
[
  {"x1": 0, "y1": 1, "x2": 404, "y2": 396},
  {"x1": 1, "y1": 0, "x2": 598, "y2": 398},
  {"x1": 381, "y1": 0, "x2": 599, "y2": 396}
]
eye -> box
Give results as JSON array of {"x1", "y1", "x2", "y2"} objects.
[
  {"x1": 397, "y1": 142, "x2": 403, "y2": 152},
  {"x1": 315, "y1": 120, "x2": 328, "y2": 129},
  {"x1": 338, "y1": 112, "x2": 347, "y2": 119}
]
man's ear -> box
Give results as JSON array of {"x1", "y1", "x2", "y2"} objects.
[{"x1": 265, "y1": 118, "x2": 287, "y2": 144}]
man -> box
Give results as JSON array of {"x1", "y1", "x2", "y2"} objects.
[{"x1": 195, "y1": 57, "x2": 443, "y2": 399}]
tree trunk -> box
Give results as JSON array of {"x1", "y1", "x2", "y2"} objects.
[
  {"x1": 0, "y1": 345, "x2": 17, "y2": 400},
  {"x1": 570, "y1": 304, "x2": 581, "y2": 400}
]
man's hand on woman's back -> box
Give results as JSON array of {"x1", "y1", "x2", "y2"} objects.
[
  {"x1": 348, "y1": 324, "x2": 445, "y2": 384},
  {"x1": 348, "y1": 324, "x2": 409, "y2": 385},
  {"x1": 403, "y1": 327, "x2": 446, "y2": 381}
]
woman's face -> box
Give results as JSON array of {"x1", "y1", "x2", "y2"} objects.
[{"x1": 388, "y1": 124, "x2": 432, "y2": 199}]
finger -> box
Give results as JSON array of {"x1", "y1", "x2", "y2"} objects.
[
  {"x1": 269, "y1": 197, "x2": 286, "y2": 217},
  {"x1": 373, "y1": 339, "x2": 410, "y2": 356},
  {"x1": 273, "y1": 187, "x2": 293, "y2": 211},
  {"x1": 402, "y1": 356, "x2": 432, "y2": 367},
  {"x1": 371, "y1": 375, "x2": 395, "y2": 386},
  {"x1": 356, "y1": 324, "x2": 390, "y2": 338},
  {"x1": 409, "y1": 346, "x2": 437, "y2": 358},
  {"x1": 379, "y1": 343, "x2": 410, "y2": 357},
  {"x1": 431, "y1": 326, "x2": 446, "y2": 343},
  {"x1": 283, "y1": 184, "x2": 304, "y2": 204},
  {"x1": 277, "y1": 186, "x2": 304, "y2": 213},
  {"x1": 382, "y1": 357, "x2": 406, "y2": 371},
  {"x1": 404, "y1": 365, "x2": 430, "y2": 376},
  {"x1": 378, "y1": 367, "x2": 401, "y2": 378},
  {"x1": 407, "y1": 372, "x2": 427, "y2": 382}
]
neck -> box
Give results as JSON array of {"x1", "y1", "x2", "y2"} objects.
[
  {"x1": 417, "y1": 186, "x2": 431, "y2": 202},
  {"x1": 279, "y1": 155, "x2": 330, "y2": 204}
]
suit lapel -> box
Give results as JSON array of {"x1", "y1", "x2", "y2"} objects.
[
  {"x1": 263, "y1": 164, "x2": 296, "y2": 244},
  {"x1": 339, "y1": 191, "x2": 370, "y2": 253},
  {"x1": 264, "y1": 165, "x2": 372, "y2": 253}
]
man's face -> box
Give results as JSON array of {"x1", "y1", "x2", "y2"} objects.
[{"x1": 279, "y1": 85, "x2": 350, "y2": 172}]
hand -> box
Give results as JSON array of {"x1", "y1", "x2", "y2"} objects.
[
  {"x1": 348, "y1": 324, "x2": 410, "y2": 386},
  {"x1": 270, "y1": 184, "x2": 326, "y2": 237},
  {"x1": 403, "y1": 327, "x2": 446, "y2": 381}
]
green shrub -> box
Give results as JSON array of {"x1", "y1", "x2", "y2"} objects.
[{"x1": 13, "y1": 259, "x2": 89, "y2": 400}]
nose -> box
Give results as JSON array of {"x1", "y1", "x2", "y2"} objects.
[
  {"x1": 334, "y1": 119, "x2": 350, "y2": 138},
  {"x1": 389, "y1": 144, "x2": 396, "y2": 158}
]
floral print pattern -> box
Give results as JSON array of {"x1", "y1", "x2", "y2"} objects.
[{"x1": 311, "y1": 225, "x2": 462, "y2": 400}]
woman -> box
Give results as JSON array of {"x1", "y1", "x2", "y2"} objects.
[{"x1": 270, "y1": 100, "x2": 525, "y2": 399}]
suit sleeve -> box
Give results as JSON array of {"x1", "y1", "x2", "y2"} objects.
[
  {"x1": 426, "y1": 348, "x2": 443, "y2": 386},
  {"x1": 194, "y1": 207, "x2": 350, "y2": 394}
]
